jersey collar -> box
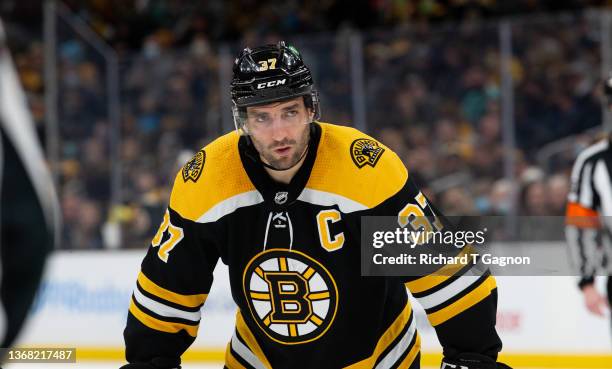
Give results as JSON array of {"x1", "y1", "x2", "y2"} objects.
[{"x1": 239, "y1": 122, "x2": 321, "y2": 209}]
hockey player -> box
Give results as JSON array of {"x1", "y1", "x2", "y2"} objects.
[
  {"x1": 565, "y1": 75, "x2": 612, "y2": 328},
  {"x1": 0, "y1": 19, "x2": 59, "y2": 349},
  {"x1": 122, "y1": 41, "x2": 508, "y2": 369}
]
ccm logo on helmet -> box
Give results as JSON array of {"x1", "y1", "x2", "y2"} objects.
[{"x1": 257, "y1": 79, "x2": 287, "y2": 89}]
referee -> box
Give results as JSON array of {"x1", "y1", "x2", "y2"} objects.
[
  {"x1": 0, "y1": 19, "x2": 59, "y2": 349},
  {"x1": 565, "y1": 75, "x2": 612, "y2": 327}
]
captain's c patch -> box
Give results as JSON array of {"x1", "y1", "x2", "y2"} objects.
[
  {"x1": 350, "y1": 138, "x2": 385, "y2": 168},
  {"x1": 182, "y1": 149, "x2": 206, "y2": 183}
]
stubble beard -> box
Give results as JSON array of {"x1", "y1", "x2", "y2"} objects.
[{"x1": 253, "y1": 126, "x2": 310, "y2": 170}]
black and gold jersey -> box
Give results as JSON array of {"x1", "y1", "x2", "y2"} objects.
[{"x1": 124, "y1": 122, "x2": 501, "y2": 369}]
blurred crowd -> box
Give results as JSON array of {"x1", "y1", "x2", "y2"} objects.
[
  {"x1": 51, "y1": 1, "x2": 612, "y2": 48},
  {"x1": 5, "y1": 2, "x2": 612, "y2": 248},
  {"x1": 364, "y1": 13, "x2": 603, "y2": 221}
]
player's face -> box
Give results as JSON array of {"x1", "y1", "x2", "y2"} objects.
[{"x1": 246, "y1": 97, "x2": 313, "y2": 170}]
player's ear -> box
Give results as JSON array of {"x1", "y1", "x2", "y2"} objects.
[
  {"x1": 307, "y1": 106, "x2": 315, "y2": 122},
  {"x1": 302, "y1": 96, "x2": 315, "y2": 122}
]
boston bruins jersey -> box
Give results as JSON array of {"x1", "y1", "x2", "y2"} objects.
[{"x1": 124, "y1": 122, "x2": 501, "y2": 369}]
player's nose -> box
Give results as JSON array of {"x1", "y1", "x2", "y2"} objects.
[{"x1": 269, "y1": 118, "x2": 289, "y2": 142}]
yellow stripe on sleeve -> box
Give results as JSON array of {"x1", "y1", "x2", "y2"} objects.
[
  {"x1": 396, "y1": 333, "x2": 421, "y2": 369},
  {"x1": 344, "y1": 302, "x2": 412, "y2": 369},
  {"x1": 129, "y1": 297, "x2": 198, "y2": 337},
  {"x1": 235, "y1": 311, "x2": 273, "y2": 369},
  {"x1": 427, "y1": 276, "x2": 497, "y2": 326},
  {"x1": 138, "y1": 272, "x2": 207, "y2": 308},
  {"x1": 405, "y1": 246, "x2": 476, "y2": 293},
  {"x1": 224, "y1": 343, "x2": 248, "y2": 369}
]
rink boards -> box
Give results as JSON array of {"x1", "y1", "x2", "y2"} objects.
[{"x1": 13, "y1": 248, "x2": 612, "y2": 368}]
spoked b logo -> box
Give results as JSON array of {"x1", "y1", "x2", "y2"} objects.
[{"x1": 242, "y1": 249, "x2": 338, "y2": 344}]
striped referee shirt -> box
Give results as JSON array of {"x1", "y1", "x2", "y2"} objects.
[{"x1": 565, "y1": 136, "x2": 612, "y2": 287}]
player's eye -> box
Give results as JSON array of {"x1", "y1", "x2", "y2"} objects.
[
  {"x1": 254, "y1": 114, "x2": 270, "y2": 123},
  {"x1": 285, "y1": 110, "x2": 298, "y2": 118}
]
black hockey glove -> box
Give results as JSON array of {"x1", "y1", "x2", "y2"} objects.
[{"x1": 441, "y1": 353, "x2": 512, "y2": 369}]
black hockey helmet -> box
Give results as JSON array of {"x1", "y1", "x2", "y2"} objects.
[{"x1": 230, "y1": 41, "x2": 320, "y2": 134}]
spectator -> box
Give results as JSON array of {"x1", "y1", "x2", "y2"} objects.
[
  {"x1": 5, "y1": 3, "x2": 609, "y2": 248},
  {"x1": 547, "y1": 173, "x2": 570, "y2": 216}
]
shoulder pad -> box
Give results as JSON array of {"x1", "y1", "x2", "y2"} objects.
[
  {"x1": 169, "y1": 131, "x2": 257, "y2": 222},
  {"x1": 304, "y1": 122, "x2": 408, "y2": 211}
]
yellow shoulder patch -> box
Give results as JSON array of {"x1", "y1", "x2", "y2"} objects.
[
  {"x1": 170, "y1": 131, "x2": 256, "y2": 222},
  {"x1": 307, "y1": 122, "x2": 408, "y2": 209}
]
